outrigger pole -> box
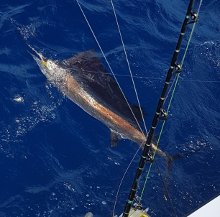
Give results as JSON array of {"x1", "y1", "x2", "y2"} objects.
[{"x1": 122, "y1": 0, "x2": 197, "y2": 216}]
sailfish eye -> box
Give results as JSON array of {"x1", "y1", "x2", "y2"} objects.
[{"x1": 47, "y1": 60, "x2": 55, "y2": 70}]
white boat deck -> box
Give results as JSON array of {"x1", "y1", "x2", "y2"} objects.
[{"x1": 188, "y1": 195, "x2": 220, "y2": 217}]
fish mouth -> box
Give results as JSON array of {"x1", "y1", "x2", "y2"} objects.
[
  {"x1": 28, "y1": 44, "x2": 48, "y2": 62},
  {"x1": 27, "y1": 47, "x2": 49, "y2": 76},
  {"x1": 40, "y1": 60, "x2": 47, "y2": 67}
]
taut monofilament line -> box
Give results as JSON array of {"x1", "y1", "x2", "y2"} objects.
[{"x1": 122, "y1": 0, "x2": 200, "y2": 216}]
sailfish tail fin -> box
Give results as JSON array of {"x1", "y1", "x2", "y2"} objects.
[
  {"x1": 165, "y1": 152, "x2": 189, "y2": 171},
  {"x1": 163, "y1": 151, "x2": 194, "y2": 193}
]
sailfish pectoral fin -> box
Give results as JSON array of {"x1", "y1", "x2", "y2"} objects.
[{"x1": 110, "y1": 129, "x2": 122, "y2": 147}]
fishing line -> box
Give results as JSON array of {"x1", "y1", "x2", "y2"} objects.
[
  {"x1": 112, "y1": 146, "x2": 142, "y2": 217},
  {"x1": 166, "y1": 0, "x2": 203, "y2": 114},
  {"x1": 105, "y1": 74, "x2": 220, "y2": 83},
  {"x1": 164, "y1": 74, "x2": 178, "y2": 104},
  {"x1": 180, "y1": 80, "x2": 220, "y2": 83},
  {"x1": 75, "y1": 0, "x2": 145, "y2": 136},
  {"x1": 139, "y1": 0, "x2": 203, "y2": 212},
  {"x1": 110, "y1": 0, "x2": 148, "y2": 135}
]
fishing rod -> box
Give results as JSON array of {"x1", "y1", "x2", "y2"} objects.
[{"x1": 122, "y1": 0, "x2": 198, "y2": 216}]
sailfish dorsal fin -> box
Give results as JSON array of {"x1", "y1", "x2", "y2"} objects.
[{"x1": 61, "y1": 49, "x2": 147, "y2": 130}]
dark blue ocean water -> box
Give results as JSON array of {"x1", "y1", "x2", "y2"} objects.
[{"x1": 0, "y1": 0, "x2": 220, "y2": 216}]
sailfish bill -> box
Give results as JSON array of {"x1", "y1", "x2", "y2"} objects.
[{"x1": 29, "y1": 46, "x2": 175, "y2": 163}]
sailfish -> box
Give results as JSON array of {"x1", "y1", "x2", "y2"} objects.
[{"x1": 29, "y1": 46, "x2": 176, "y2": 162}]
